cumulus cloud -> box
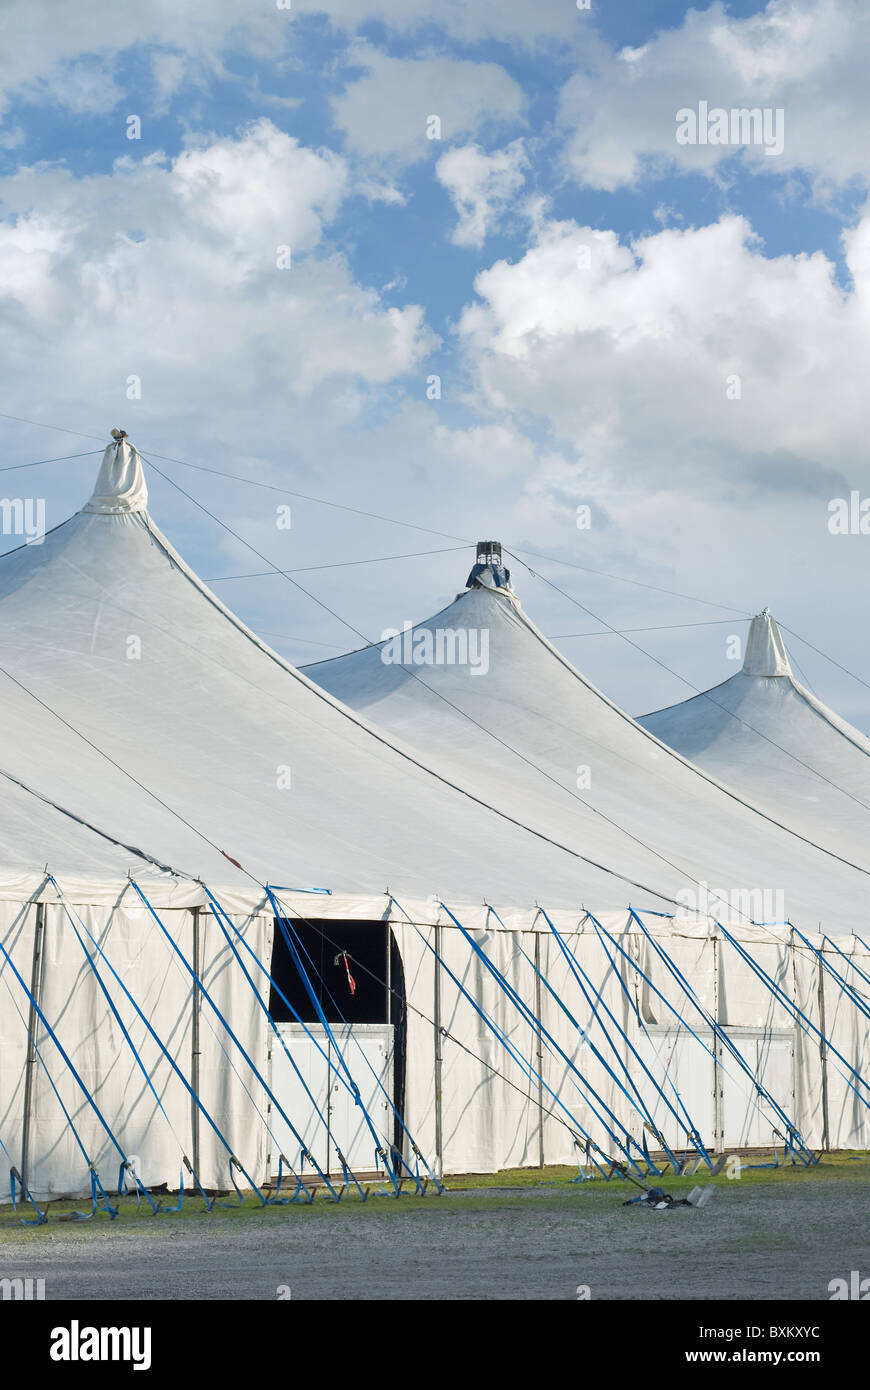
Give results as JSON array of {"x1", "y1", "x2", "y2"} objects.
[
  {"x1": 459, "y1": 211, "x2": 870, "y2": 498},
  {"x1": 331, "y1": 47, "x2": 526, "y2": 162},
  {"x1": 0, "y1": 119, "x2": 434, "y2": 421},
  {"x1": 436, "y1": 140, "x2": 528, "y2": 247},
  {"x1": 558, "y1": 0, "x2": 870, "y2": 191}
]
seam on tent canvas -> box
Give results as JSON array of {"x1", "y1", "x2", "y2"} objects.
[{"x1": 0, "y1": 765, "x2": 179, "y2": 876}]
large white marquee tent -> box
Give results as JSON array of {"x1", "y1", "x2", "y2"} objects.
[{"x1": 0, "y1": 447, "x2": 867, "y2": 1204}]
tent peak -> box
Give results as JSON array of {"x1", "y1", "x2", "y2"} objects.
[
  {"x1": 84, "y1": 433, "x2": 148, "y2": 515},
  {"x1": 466, "y1": 539, "x2": 514, "y2": 596},
  {"x1": 743, "y1": 608, "x2": 791, "y2": 677}
]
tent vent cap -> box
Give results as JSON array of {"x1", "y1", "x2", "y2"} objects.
[
  {"x1": 742, "y1": 609, "x2": 791, "y2": 678},
  {"x1": 466, "y1": 540, "x2": 513, "y2": 594},
  {"x1": 84, "y1": 434, "x2": 148, "y2": 515}
]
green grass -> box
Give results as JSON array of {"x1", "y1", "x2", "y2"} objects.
[
  {"x1": 450, "y1": 1149, "x2": 870, "y2": 1192},
  {"x1": 2, "y1": 1150, "x2": 867, "y2": 1241}
]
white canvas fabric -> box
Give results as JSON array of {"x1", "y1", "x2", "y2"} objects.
[
  {"x1": 0, "y1": 445, "x2": 699, "y2": 913},
  {"x1": 394, "y1": 910, "x2": 870, "y2": 1171},
  {"x1": 305, "y1": 564, "x2": 870, "y2": 935},
  {"x1": 83, "y1": 435, "x2": 149, "y2": 514},
  {"x1": 0, "y1": 890, "x2": 271, "y2": 1199},
  {"x1": 640, "y1": 611, "x2": 870, "y2": 868},
  {"x1": 2, "y1": 458, "x2": 867, "y2": 1185}
]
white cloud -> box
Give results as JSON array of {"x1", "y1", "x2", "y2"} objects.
[
  {"x1": 0, "y1": 2, "x2": 284, "y2": 120},
  {"x1": 558, "y1": 0, "x2": 870, "y2": 191},
  {"x1": 436, "y1": 140, "x2": 528, "y2": 247},
  {"x1": 450, "y1": 204, "x2": 870, "y2": 661},
  {"x1": 0, "y1": 120, "x2": 434, "y2": 414},
  {"x1": 459, "y1": 211, "x2": 870, "y2": 493},
  {"x1": 0, "y1": 0, "x2": 586, "y2": 124},
  {"x1": 331, "y1": 47, "x2": 526, "y2": 162}
]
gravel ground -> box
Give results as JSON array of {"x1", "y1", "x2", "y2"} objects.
[{"x1": 1, "y1": 1178, "x2": 868, "y2": 1301}]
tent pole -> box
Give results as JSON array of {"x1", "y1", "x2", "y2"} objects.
[
  {"x1": 712, "y1": 929, "x2": 722, "y2": 1155},
  {"x1": 191, "y1": 906, "x2": 202, "y2": 1177},
  {"x1": 433, "y1": 922, "x2": 443, "y2": 1181},
  {"x1": 20, "y1": 899, "x2": 46, "y2": 1188},
  {"x1": 817, "y1": 947, "x2": 830, "y2": 1153},
  {"x1": 534, "y1": 931, "x2": 545, "y2": 1168}
]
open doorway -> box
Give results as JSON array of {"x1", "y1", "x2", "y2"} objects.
[{"x1": 268, "y1": 919, "x2": 407, "y2": 1163}]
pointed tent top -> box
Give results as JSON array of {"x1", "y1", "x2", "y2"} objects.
[
  {"x1": 742, "y1": 607, "x2": 792, "y2": 677},
  {"x1": 84, "y1": 432, "x2": 148, "y2": 514}
]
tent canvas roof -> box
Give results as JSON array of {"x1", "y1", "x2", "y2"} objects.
[
  {"x1": 306, "y1": 561, "x2": 870, "y2": 934},
  {"x1": 0, "y1": 439, "x2": 699, "y2": 914},
  {"x1": 639, "y1": 610, "x2": 870, "y2": 866}
]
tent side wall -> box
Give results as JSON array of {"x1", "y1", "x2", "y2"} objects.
[
  {"x1": 0, "y1": 891, "x2": 273, "y2": 1201},
  {"x1": 395, "y1": 914, "x2": 870, "y2": 1176},
  {"x1": 3, "y1": 887, "x2": 868, "y2": 1197}
]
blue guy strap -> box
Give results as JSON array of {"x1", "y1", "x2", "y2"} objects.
[
  {"x1": 389, "y1": 896, "x2": 618, "y2": 1169},
  {"x1": 198, "y1": 889, "x2": 339, "y2": 1195},
  {"x1": 266, "y1": 886, "x2": 401, "y2": 1195},
  {"x1": 209, "y1": 886, "x2": 437, "y2": 1197},
  {"x1": 823, "y1": 934, "x2": 870, "y2": 996},
  {"x1": 805, "y1": 933, "x2": 870, "y2": 1022},
  {"x1": 130, "y1": 880, "x2": 327, "y2": 1203},
  {"x1": 0, "y1": 1122, "x2": 47, "y2": 1225},
  {"x1": 261, "y1": 897, "x2": 437, "y2": 1196},
  {"x1": 440, "y1": 901, "x2": 646, "y2": 1171},
  {"x1": 0, "y1": 926, "x2": 128, "y2": 1216},
  {"x1": 732, "y1": 923, "x2": 870, "y2": 1111},
  {"x1": 48, "y1": 886, "x2": 171, "y2": 1214},
  {"x1": 631, "y1": 910, "x2": 814, "y2": 1162},
  {"x1": 270, "y1": 1153, "x2": 314, "y2": 1205},
  {"x1": 587, "y1": 913, "x2": 713, "y2": 1166},
  {"x1": 48, "y1": 878, "x2": 241, "y2": 1208},
  {"x1": 592, "y1": 916, "x2": 720, "y2": 1064},
  {"x1": 450, "y1": 903, "x2": 651, "y2": 1171},
  {"x1": 267, "y1": 888, "x2": 396, "y2": 1188},
  {"x1": 65, "y1": 1168, "x2": 119, "y2": 1222},
  {"x1": 235, "y1": 886, "x2": 439, "y2": 1196},
  {"x1": 183, "y1": 1156, "x2": 214, "y2": 1211},
  {"x1": 537, "y1": 908, "x2": 708, "y2": 1171},
  {"x1": 201, "y1": 886, "x2": 349, "y2": 1091},
  {"x1": 9, "y1": 1164, "x2": 47, "y2": 1226}
]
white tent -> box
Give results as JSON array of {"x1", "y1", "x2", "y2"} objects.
[
  {"x1": 1, "y1": 462, "x2": 867, "y2": 1192},
  {"x1": 639, "y1": 610, "x2": 870, "y2": 869},
  {"x1": 305, "y1": 554, "x2": 870, "y2": 934}
]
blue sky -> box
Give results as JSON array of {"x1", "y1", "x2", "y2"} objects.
[{"x1": 1, "y1": 0, "x2": 870, "y2": 728}]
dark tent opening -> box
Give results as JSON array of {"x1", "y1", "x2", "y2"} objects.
[{"x1": 269, "y1": 919, "x2": 407, "y2": 1152}]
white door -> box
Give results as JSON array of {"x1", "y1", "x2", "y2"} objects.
[
  {"x1": 721, "y1": 1031, "x2": 794, "y2": 1148},
  {"x1": 270, "y1": 1025, "x2": 331, "y2": 1173},
  {"x1": 328, "y1": 1025, "x2": 395, "y2": 1174},
  {"x1": 270, "y1": 1023, "x2": 394, "y2": 1178},
  {"x1": 636, "y1": 1028, "x2": 715, "y2": 1151}
]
